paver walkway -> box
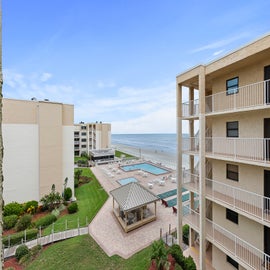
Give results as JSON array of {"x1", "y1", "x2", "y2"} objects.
[{"x1": 89, "y1": 162, "x2": 178, "y2": 259}]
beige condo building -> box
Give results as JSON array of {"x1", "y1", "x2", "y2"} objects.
[
  {"x1": 176, "y1": 34, "x2": 270, "y2": 270},
  {"x1": 74, "y1": 122, "x2": 111, "y2": 156},
  {"x1": 2, "y1": 98, "x2": 75, "y2": 204}
]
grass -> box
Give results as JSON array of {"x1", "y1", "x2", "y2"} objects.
[
  {"x1": 74, "y1": 156, "x2": 88, "y2": 163},
  {"x1": 25, "y1": 234, "x2": 152, "y2": 270},
  {"x1": 25, "y1": 166, "x2": 153, "y2": 269},
  {"x1": 115, "y1": 150, "x2": 134, "y2": 159},
  {"x1": 43, "y1": 168, "x2": 108, "y2": 234}
]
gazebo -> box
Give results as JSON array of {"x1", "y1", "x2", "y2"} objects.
[{"x1": 110, "y1": 182, "x2": 160, "y2": 232}]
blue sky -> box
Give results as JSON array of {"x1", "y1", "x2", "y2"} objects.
[{"x1": 3, "y1": 0, "x2": 270, "y2": 134}]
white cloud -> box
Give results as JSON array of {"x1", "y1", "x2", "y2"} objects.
[
  {"x1": 4, "y1": 69, "x2": 179, "y2": 133},
  {"x1": 191, "y1": 32, "x2": 250, "y2": 53},
  {"x1": 40, "y1": 72, "x2": 52, "y2": 82}
]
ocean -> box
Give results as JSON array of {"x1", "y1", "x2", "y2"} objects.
[
  {"x1": 111, "y1": 133, "x2": 189, "y2": 170},
  {"x1": 112, "y1": 133, "x2": 177, "y2": 154}
]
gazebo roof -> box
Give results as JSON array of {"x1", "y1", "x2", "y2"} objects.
[{"x1": 110, "y1": 182, "x2": 159, "y2": 212}]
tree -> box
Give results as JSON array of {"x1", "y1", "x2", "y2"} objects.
[
  {"x1": 0, "y1": 1, "x2": 4, "y2": 268},
  {"x1": 40, "y1": 184, "x2": 63, "y2": 211},
  {"x1": 151, "y1": 240, "x2": 170, "y2": 270}
]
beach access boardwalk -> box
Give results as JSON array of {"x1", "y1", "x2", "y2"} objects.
[{"x1": 89, "y1": 161, "x2": 178, "y2": 259}]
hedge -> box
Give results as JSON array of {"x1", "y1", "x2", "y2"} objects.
[
  {"x1": 2, "y1": 228, "x2": 38, "y2": 247},
  {"x1": 34, "y1": 214, "x2": 57, "y2": 228}
]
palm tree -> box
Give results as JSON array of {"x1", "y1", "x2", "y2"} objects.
[
  {"x1": 0, "y1": 0, "x2": 4, "y2": 268},
  {"x1": 151, "y1": 240, "x2": 170, "y2": 270}
]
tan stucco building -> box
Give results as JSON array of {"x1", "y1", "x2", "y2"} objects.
[
  {"x1": 177, "y1": 34, "x2": 270, "y2": 269},
  {"x1": 74, "y1": 122, "x2": 111, "y2": 156},
  {"x1": 2, "y1": 98, "x2": 74, "y2": 204}
]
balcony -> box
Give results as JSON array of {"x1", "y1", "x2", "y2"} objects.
[
  {"x1": 181, "y1": 79, "x2": 270, "y2": 118},
  {"x1": 183, "y1": 206, "x2": 270, "y2": 270},
  {"x1": 182, "y1": 99, "x2": 199, "y2": 118},
  {"x1": 182, "y1": 137, "x2": 199, "y2": 154},
  {"x1": 206, "y1": 137, "x2": 270, "y2": 165},
  {"x1": 206, "y1": 178, "x2": 270, "y2": 225},
  {"x1": 182, "y1": 170, "x2": 270, "y2": 225},
  {"x1": 206, "y1": 79, "x2": 270, "y2": 115}
]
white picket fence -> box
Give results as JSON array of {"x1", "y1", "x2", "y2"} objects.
[{"x1": 4, "y1": 226, "x2": 89, "y2": 258}]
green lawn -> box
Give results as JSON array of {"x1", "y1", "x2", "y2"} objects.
[
  {"x1": 43, "y1": 168, "x2": 108, "y2": 234},
  {"x1": 25, "y1": 167, "x2": 152, "y2": 269},
  {"x1": 25, "y1": 234, "x2": 152, "y2": 270},
  {"x1": 115, "y1": 150, "x2": 134, "y2": 158}
]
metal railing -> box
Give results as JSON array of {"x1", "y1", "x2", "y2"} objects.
[
  {"x1": 182, "y1": 99, "x2": 199, "y2": 118},
  {"x1": 182, "y1": 137, "x2": 200, "y2": 153},
  {"x1": 206, "y1": 79, "x2": 270, "y2": 114},
  {"x1": 206, "y1": 137, "x2": 270, "y2": 164},
  {"x1": 183, "y1": 206, "x2": 270, "y2": 270},
  {"x1": 206, "y1": 178, "x2": 270, "y2": 224},
  {"x1": 181, "y1": 80, "x2": 270, "y2": 117}
]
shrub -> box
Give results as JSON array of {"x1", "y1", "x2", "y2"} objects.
[
  {"x1": 4, "y1": 202, "x2": 23, "y2": 217},
  {"x1": 67, "y1": 202, "x2": 78, "y2": 214},
  {"x1": 23, "y1": 200, "x2": 38, "y2": 214},
  {"x1": 182, "y1": 224, "x2": 189, "y2": 245},
  {"x1": 169, "y1": 244, "x2": 185, "y2": 268},
  {"x1": 34, "y1": 214, "x2": 57, "y2": 228},
  {"x1": 3, "y1": 229, "x2": 38, "y2": 247},
  {"x1": 40, "y1": 184, "x2": 63, "y2": 211},
  {"x1": 74, "y1": 178, "x2": 79, "y2": 188},
  {"x1": 63, "y1": 187, "x2": 72, "y2": 201},
  {"x1": 15, "y1": 244, "x2": 29, "y2": 261},
  {"x1": 15, "y1": 214, "x2": 32, "y2": 232},
  {"x1": 183, "y1": 256, "x2": 196, "y2": 270},
  {"x1": 3, "y1": 215, "x2": 18, "y2": 230}
]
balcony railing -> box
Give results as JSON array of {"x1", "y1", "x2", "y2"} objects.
[
  {"x1": 206, "y1": 79, "x2": 270, "y2": 114},
  {"x1": 182, "y1": 99, "x2": 199, "y2": 118},
  {"x1": 182, "y1": 137, "x2": 199, "y2": 153},
  {"x1": 181, "y1": 80, "x2": 270, "y2": 117},
  {"x1": 182, "y1": 170, "x2": 200, "y2": 193},
  {"x1": 206, "y1": 178, "x2": 270, "y2": 224},
  {"x1": 183, "y1": 206, "x2": 270, "y2": 270},
  {"x1": 206, "y1": 137, "x2": 270, "y2": 164}
]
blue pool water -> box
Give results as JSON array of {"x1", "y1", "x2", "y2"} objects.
[
  {"x1": 121, "y1": 163, "x2": 169, "y2": 175},
  {"x1": 117, "y1": 177, "x2": 138, "y2": 185}
]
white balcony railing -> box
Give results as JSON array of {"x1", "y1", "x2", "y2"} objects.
[
  {"x1": 206, "y1": 178, "x2": 270, "y2": 224},
  {"x1": 182, "y1": 99, "x2": 199, "y2": 118},
  {"x1": 181, "y1": 80, "x2": 270, "y2": 117},
  {"x1": 182, "y1": 137, "x2": 200, "y2": 153},
  {"x1": 183, "y1": 206, "x2": 270, "y2": 270},
  {"x1": 182, "y1": 170, "x2": 199, "y2": 193},
  {"x1": 206, "y1": 137, "x2": 270, "y2": 164},
  {"x1": 206, "y1": 79, "x2": 270, "y2": 114}
]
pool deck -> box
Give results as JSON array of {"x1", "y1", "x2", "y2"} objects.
[{"x1": 88, "y1": 160, "x2": 178, "y2": 259}]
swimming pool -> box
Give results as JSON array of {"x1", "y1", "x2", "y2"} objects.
[
  {"x1": 117, "y1": 177, "x2": 138, "y2": 185},
  {"x1": 121, "y1": 163, "x2": 169, "y2": 175}
]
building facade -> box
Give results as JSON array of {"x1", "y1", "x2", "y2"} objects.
[
  {"x1": 177, "y1": 34, "x2": 270, "y2": 270},
  {"x1": 74, "y1": 122, "x2": 111, "y2": 156},
  {"x1": 2, "y1": 98, "x2": 75, "y2": 204}
]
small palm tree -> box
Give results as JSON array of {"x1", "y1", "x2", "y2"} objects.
[{"x1": 151, "y1": 240, "x2": 170, "y2": 270}]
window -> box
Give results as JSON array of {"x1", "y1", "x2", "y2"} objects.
[
  {"x1": 227, "y1": 121, "x2": 238, "y2": 137},
  {"x1": 226, "y1": 164, "x2": 239, "y2": 181},
  {"x1": 81, "y1": 132, "x2": 87, "y2": 136},
  {"x1": 81, "y1": 126, "x2": 87, "y2": 130},
  {"x1": 81, "y1": 145, "x2": 87, "y2": 148},
  {"x1": 226, "y1": 77, "x2": 239, "y2": 95},
  {"x1": 81, "y1": 138, "x2": 87, "y2": 142},
  {"x1": 226, "y1": 208, "x2": 238, "y2": 224},
  {"x1": 227, "y1": 255, "x2": 239, "y2": 269}
]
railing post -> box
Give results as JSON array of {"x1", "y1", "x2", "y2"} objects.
[{"x1": 262, "y1": 196, "x2": 264, "y2": 222}]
